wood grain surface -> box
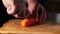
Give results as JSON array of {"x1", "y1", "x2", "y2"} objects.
[{"x1": 0, "y1": 19, "x2": 60, "y2": 34}]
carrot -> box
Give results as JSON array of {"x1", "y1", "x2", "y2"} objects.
[{"x1": 20, "y1": 18, "x2": 37, "y2": 27}]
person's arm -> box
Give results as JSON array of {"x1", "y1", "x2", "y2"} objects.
[{"x1": 27, "y1": 0, "x2": 38, "y2": 14}]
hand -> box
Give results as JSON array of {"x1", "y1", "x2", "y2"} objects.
[
  {"x1": 2, "y1": 0, "x2": 46, "y2": 27},
  {"x1": 2, "y1": 0, "x2": 37, "y2": 18}
]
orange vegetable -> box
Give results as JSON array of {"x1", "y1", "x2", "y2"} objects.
[{"x1": 20, "y1": 18, "x2": 37, "y2": 27}]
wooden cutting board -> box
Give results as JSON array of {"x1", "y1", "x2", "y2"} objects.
[{"x1": 0, "y1": 19, "x2": 60, "y2": 34}]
